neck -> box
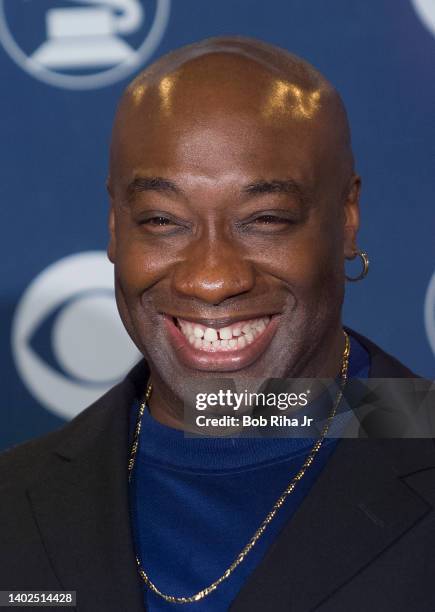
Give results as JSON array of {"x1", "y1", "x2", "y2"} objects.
[{"x1": 296, "y1": 324, "x2": 346, "y2": 379}]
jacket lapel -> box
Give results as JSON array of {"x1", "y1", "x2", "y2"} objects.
[
  {"x1": 230, "y1": 435, "x2": 434, "y2": 611},
  {"x1": 27, "y1": 378, "x2": 146, "y2": 612}
]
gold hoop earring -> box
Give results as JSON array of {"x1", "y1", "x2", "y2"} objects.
[{"x1": 345, "y1": 250, "x2": 369, "y2": 282}]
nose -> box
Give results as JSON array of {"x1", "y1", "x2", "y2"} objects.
[{"x1": 171, "y1": 235, "x2": 255, "y2": 305}]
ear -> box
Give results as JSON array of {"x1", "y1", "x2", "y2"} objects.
[
  {"x1": 343, "y1": 174, "x2": 361, "y2": 259},
  {"x1": 106, "y1": 177, "x2": 116, "y2": 263}
]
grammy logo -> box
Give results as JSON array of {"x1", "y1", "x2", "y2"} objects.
[{"x1": 31, "y1": 0, "x2": 144, "y2": 69}]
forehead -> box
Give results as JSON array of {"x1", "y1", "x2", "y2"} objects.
[{"x1": 111, "y1": 55, "x2": 342, "y2": 191}]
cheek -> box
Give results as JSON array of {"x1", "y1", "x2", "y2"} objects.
[
  {"x1": 113, "y1": 237, "x2": 171, "y2": 350},
  {"x1": 252, "y1": 225, "x2": 342, "y2": 291},
  {"x1": 115, "y1": 235, "x2": 172, "y2": 295}
]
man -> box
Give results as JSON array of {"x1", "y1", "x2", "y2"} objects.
[{"x1": 1, "y1": 37, "x2": 434, "y2": 612}]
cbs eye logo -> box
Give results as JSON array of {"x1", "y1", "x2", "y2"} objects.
[
  {"x1": 11, "y1": 252, "x2": 141, "y2": 420},
  {"x1": 0, "y1": 0, "x2": 171, "y2": 90}
]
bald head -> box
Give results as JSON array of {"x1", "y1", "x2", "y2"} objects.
[{"x1": 109, "y1": 36, "x2": 354, "y2": 192}]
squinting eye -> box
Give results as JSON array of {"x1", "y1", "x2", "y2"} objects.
[
  {"x1": 253, "y1": 215, "x2": 291, "y2": 225},
  {"x1": 138, "y1": 215, "x2": 189, "y2": 235},
  {"x1": 145, "y1": 216, "x2": 175, "y2": 226}
]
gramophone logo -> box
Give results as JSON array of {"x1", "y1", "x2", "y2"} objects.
[{"x1": 0, "y1": 0, "x2": 171, "y2": 89}]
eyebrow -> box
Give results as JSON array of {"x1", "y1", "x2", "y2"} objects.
[
  {"x1": 242, "y1": 179, "x2": 311, "y2": 207},
  {"x1": 126, "y1": 176, "x2": 311, "y2": 207},
  {"x1": 127, "y1": 176, "x2": 182, "y2": 197}
]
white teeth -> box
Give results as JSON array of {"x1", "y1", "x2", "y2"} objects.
[
  {"x1": 256, "y1": 320, "x2": 266, "y2": 333},
  {"x1": 176, "y1": 316, "x2": 272, "y2": 352},
  {"x1": 193, "y1": 326, "x2": 204, "y2": 338},
  {"x1": 219, "y1": 326, "x2": 232, "y2": 340},
  {"x1": 245, "y1": 332, "x2": 254, "y2": 344},
  {"x1": 204, "y1": 328, "x2": 218, "y2": 342}
]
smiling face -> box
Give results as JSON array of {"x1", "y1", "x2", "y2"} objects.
[{"x1": 107, "y1": 40, "x2": 360, "y2": 425}]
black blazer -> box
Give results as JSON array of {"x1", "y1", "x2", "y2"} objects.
[{"x1": 1, "y1": 329, "x2": 434, "y2": 612}]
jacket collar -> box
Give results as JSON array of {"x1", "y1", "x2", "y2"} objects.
[
  {"x1": 343, "y1": 326, "x2": 417, "y2": 377},
  {"x1": 230, "y1": 435, "x2": 434, "y2": 611},
  {"x1": 231, "y1": 329, "x2": 434, "y2": 610}
]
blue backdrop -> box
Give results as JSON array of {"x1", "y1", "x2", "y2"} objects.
[{"x1": 1, "y1": 0, "x2": 434, "y2": 451}]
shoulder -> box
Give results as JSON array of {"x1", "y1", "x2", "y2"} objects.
[
  {"x1": 0, "y1": 359, "x2": 149, "y2": 480},
  {"x1": 0, "y1": 426, "x2": 63, "y2": 489},
  {"x1": 0, "y1": 366, "x2": 141, "y2": 489},
  {"x1": 345, "y1": 327, "x2": 423, "y2": 378}
]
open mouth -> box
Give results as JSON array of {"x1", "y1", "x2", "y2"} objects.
[
  {"x1": 174, "y1": 316, "x2": 271, "y2": 351},
  {"x1": 164, "y1": 313, "x2": 280, "y2": 372}
]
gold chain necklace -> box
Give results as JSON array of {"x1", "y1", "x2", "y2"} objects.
[{"x1": 128, "y1": 331, "x2": 350, "y2": 604}]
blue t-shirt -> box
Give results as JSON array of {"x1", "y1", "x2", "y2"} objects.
[{"x1": 129, "y1": 334, "x2": 370, "y2": 610}]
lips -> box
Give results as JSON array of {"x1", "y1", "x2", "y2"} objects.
[{"x1": 163, "y1": 313, "x2": 280, "y2": 372}]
